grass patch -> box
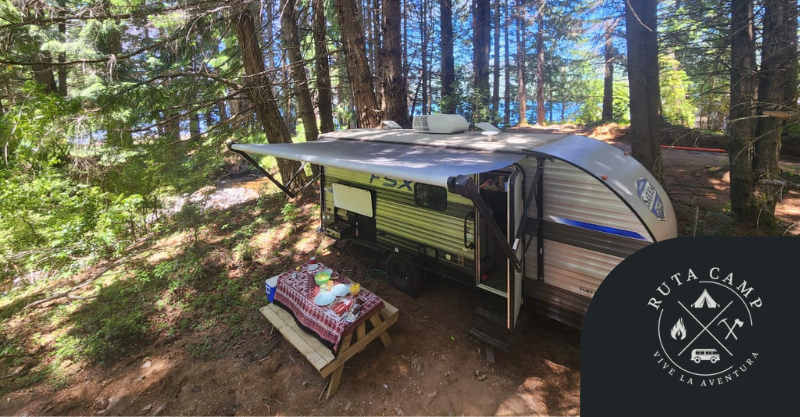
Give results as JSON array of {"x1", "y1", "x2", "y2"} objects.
[{"x1": 0, "y1": 191, "x2": 321, "y2": 396}]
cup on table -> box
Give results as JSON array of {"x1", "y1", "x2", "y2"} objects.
[{"x1": 349, "y1": 283, "x2": 361, "y2": 296}]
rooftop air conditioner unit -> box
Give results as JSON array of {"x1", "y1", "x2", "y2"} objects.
[{"x1": 412, "y1": 114, "x2": 469, "y2": 134}]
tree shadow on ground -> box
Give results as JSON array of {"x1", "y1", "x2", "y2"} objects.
[{"x1": 0, "y1": 189, "x2": 321, "y2": 399}]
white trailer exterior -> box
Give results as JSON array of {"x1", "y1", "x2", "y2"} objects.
[{"x1": 230, "y1": 127, "x2": 676, "y2": 329}]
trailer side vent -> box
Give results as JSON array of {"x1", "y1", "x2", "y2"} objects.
[{"x1": 412, "y1": 114, "x2": 469, "y2": 134}]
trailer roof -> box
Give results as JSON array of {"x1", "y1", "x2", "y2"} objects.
[{"x1": 319, "y1": 129, "x2": 568, "y2": 154}]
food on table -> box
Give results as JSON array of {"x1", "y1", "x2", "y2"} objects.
[
  {"x1": 314, "y1": 270, "x2": 331, "y2": 285},
  {"x1": 349, "y1": 283, "x2": 361, "y2": 296},
  {"x1": 329, "y1": 298, "x2": 353, "y2": 316}
]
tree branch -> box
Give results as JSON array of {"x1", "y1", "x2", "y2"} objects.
[{"x1": 759, "y1": 179, "x2": 800, "y2": 190}]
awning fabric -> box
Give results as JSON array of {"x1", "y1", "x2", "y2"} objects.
[{"x1": 231, "y1": 139, "x2": 525, "y2": 187}]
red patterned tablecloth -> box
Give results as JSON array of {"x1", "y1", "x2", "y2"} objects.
[{"x1": 273, "y1": 261, "x2": 384, "y2": 352}]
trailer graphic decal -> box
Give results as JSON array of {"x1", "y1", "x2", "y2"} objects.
[
  {"x1": 635, "y1": 177, "x2": 666, "y2": 220},
  {"x1": 369, "y1": 174, "x2": 413, "y2": 191},
  {"x1": 549, "y1": 216, "x2": 647, "y2": 241}
]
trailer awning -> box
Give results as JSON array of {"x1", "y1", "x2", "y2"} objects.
[{"x1": 230, "y1": 139, "x2": 525, "y2": 188}]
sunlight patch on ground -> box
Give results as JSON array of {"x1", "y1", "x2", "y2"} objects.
[
  {"x1": 252, "y1": 224, "x2": 291, "y2": 261},
  {"x1": 292, "y1": 228, "x2": 322, "y2": 254},
  {"x1": 776, "y1": 196, "x2": 800, "y2": 236},
  {"x1": 148, "y1": 231, "x2": 190, "y2": 264}
]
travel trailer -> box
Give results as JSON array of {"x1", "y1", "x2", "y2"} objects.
[{"x1": 229, "y1": 115, "x2": 677, "y2": 335}]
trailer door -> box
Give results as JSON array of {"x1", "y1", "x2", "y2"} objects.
[{"x1": 507, "y1": 169, "x2": 524, "y2": 330}]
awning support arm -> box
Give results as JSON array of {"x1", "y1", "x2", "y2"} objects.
[
  {"x1": 227, "y1": 143, "x2": 296, "y2": 198},
  {"x1": 513, "y1": 160, "x2": 543, "y2": 251},
  {"x1": 448, "y1": 175, "x2": 524, "y2": 273},
  {"x1": 284, "y1": 162, "x2": 308, "y2": 189}
]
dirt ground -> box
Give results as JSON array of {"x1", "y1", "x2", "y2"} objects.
[
  {"x1": 3, "y1": 124, "x2": 799, "y2": 417},
  {"x1": 1, "y1": 236, "x2": 581, "y2": 417}
]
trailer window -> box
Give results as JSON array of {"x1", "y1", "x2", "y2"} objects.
[{"x1": 414, "y1": 183, "x2": 447, "y2": 211}]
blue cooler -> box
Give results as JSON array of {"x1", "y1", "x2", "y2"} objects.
[{"x1": 265, "y1": 275, "x2": 279, "y2": 303}]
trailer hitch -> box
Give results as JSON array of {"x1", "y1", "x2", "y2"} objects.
[{"x1": 448, "y1": 175, "x2": 524, "y2": 273}]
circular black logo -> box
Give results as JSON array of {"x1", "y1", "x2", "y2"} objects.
[
  {"x1": 582, "y1": 238, "x2": 799, "y2": 416},
  {"x1": 652, "y1": 268, "x2": 761, "y2": 386}
]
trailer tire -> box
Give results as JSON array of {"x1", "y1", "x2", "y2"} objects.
[{"x1": 386, "y1": 253, "x2": 422, "y2": 294}]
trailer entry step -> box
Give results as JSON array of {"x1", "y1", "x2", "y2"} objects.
[
  {"x1": 473, "y1": 305, "x2": 506, "y2": 327},
  {"x1": 466, "y1": 327, "x2": 514, "y2": 353}
]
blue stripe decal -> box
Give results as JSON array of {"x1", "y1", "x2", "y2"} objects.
[{"x1": 549, "y1": 216, "x2": 648, "y2": 241}]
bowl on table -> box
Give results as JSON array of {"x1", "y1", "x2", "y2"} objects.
[{"x1": 314, "y1": 269, "x2": 333, "y2": 285}]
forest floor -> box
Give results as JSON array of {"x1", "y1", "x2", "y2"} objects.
[{"x1": 2, "y1": 124, "x2": 799, "y2": 417}]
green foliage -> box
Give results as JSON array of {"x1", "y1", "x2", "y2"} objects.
[
  {"x1": 51, "y1": 282, "x2": 148, "y2": 362},
  {"x1": 175, "y1": 201, "x2": 206, "y2": 248},
  {"x1": 281, "y1": 202, "x2": 299, "y2": 226},
  {"x1": 233, "y1": 240, "x2": 255, "y2": 263},
  {"x1": 612, "y1": 82, "x2": 631, "y2": 124},
  {"x1": 659, "y1": 52, "x2": 696, "y2": 127}
]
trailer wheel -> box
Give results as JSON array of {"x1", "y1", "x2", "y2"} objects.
[{"x1": 386, "y1": 253, "x2": 422, "y2": 294}]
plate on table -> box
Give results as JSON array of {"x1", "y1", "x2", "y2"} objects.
[
  {"x1": 313, "y1": 292, "x2": 336, "y2": 306},
  {"x1": 330, "y1": 283, "x2": 350, "y2": 297},
  {"x1": 307, "y1": 264, "x2": 319, "y2": 271}
]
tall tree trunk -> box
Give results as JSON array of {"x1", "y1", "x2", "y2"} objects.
[
  {"x1": 752, "y1": 0, "x2": 794, "y2": 226},
  {"x1": 283, "y1": 54, "x2": 295, "y2": 134},
  {"x1": 474, "y1": 0, "x2": 491, "y2": 120},
  {"x1": 29, "y1": 8, "x2": 55, "y2": 93},
  {"x1": 366, "y1": 0, "x2": 375, "y2": 79},
  {"x1": 625, "y1": 0, "x2": 662, "y2": 181},
  {"x1": 728, "y1": 0, "x2": 758, "y2": 221},
  {"x1": 57, "y1": 1, "x2": 67, "y2": 97},
  {"x1": 421, "y1": 0, "x2": 429, "y2": 115},
  {"x1": 282, "y1": 0, "x2": 319, "y2": 146},
  {"x1": 98, "y1": 1, "x2": 131, "y2": 145},
  {"x1": 204, "y1": 109, "x2": 213, "y2": 127},
  {"x1": 440, "y1": 0, "x2": 456, "y2": 114},
  {"x1": 784, "y1": 3, "x2": 798, "y2": 111},
  {"x1": 313, "y1": 0, "x2": 335, "y2": 133},
  {"x1": 491, "y1": 0, "x2": 501, "y2": 121},
  {"x1": 265, "y1": 1, "x2": 277, "y2": 90},
  {"x1": 32, "y1": 51, "x2": 56, "y2": 94},
  {"x1": 503, "y1": 3, "x2": 510, "y2": 127},
  {"x1": 403, "y1": 0, "x2": 409, "y2": 119},
  {"x1": 382, "y1": 0, "x2": 407, "y2": 125},
  {"x1": 535, "y1": 1, "x2": 545, "y2": 125},
  {"x1": 601, "y1": 20, "x2": 615, "y2": 122},
  {"x1": 190, "y1": 112, "x2": 201, "y2": 139},
  {"x1": 218, "y1": 100, "x2": 228, "y2": 122},
  {"x1": 373, "y1": 0, "x2": 383, "y2": 106},
  {"x1": 516, "y1": 0, "x2": 528, "y2": 126},
  {"x1": 336, "y1": 0, "x2": 383, "y2": 127},
  {"x1": 234, "y1": 4, "x2": 306, "y2": 186}
]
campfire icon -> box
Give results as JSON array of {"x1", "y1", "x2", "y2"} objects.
[{"x1": 671, "y1": 318, "x2": 687, "y2": 340}]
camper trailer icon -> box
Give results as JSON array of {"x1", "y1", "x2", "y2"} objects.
[{"x1": 691, "y1": 349, "x2": 720, "y2": 363}]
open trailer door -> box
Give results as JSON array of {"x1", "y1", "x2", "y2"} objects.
[{"x1": 507, "y1": 168, "x2": 524, "y2": 330}]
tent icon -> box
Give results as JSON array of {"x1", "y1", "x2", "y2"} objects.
[{"x1": 691, "y1": 289, "x2": 719, "y2": 308}]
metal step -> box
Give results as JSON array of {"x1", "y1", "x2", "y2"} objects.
[
  {"x1": 466, "y1": 326, "x2": 514, "y2": 353},
  {"x1": 473, "y1": 305, "x2": 506, "y2": 328}
]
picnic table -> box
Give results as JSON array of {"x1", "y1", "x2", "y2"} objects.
[{"x1": 260, "y1": 261, "x2": 399, "y2": 399}]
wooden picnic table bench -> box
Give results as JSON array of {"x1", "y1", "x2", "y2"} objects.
[{"x1": 260, "y1": 298, "x2": 399, "y2": 399}]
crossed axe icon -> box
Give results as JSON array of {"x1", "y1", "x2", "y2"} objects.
[
  {"x1": 677, "y1": 300, "x2": 734, "y2": 356},
  {"x1": 718, "y1": 318, "x2": 744, "y2": 340}
]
